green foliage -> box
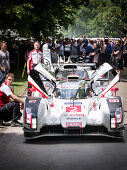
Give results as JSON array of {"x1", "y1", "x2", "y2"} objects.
[
  {"x1": 111, "y1": 0, "x2": 127, "y2": 35},
  {"x1": 12, "y1": 68, "x2": 27, "y2": 96},
  {"x1": 0, "y1": 0, "x2": 89, "y2": 40},
  {"x1": 62, "y1": 0, "x2": 124, "y2": 38}
]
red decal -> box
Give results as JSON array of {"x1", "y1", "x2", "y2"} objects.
[
  {"x1": 93, "y1": 102, "x2": 97, "y2": 111},
  {"x1": 109, "y1": 99, "x2": 119, "y2": 103},
  {"x1": 31, "y1": 114, "x2": 32, "y2": 128},
  {"x1": 66, "y1": 122, "x2": 82, "y2": 128},
  {"x1": 28, "y1": 81, "x2": 48, "y2": 98},
  {"x1": 66, "y1": 105, "x2": 81, "y2": 112},
  {"x1": 115, "y1": 113, "x2": 117, "y2": 128}
]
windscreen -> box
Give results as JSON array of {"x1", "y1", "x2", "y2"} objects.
[
  {"x1": 56, "y1": 84, "x2": 90, "y2": 99},
  {"x1": 56, "y1": 69, "x2": 88, "y2": 79}
]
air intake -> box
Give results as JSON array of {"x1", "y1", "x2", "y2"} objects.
[
  {"x1": 67, "y1": 74, "x2": 79, "y2": 80},
  {"x1": 64, "y1": 65, "x2": 77, "y2": 69}
]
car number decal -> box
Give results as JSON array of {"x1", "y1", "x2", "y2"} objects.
[{"x1": 66, "y1": 105, "x2": 81, "y2": 112}]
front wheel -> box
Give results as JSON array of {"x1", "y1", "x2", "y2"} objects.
[
  {"x1": 113, "y1": 130, "x2": 124, "y2": 140},
  {"x1": 24, "y1": 131, "x2": 40, "y2": 138}
]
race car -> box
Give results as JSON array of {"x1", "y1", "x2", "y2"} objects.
[{"x1": 23, "y1": 63, "x2": 124, "y2": 139}]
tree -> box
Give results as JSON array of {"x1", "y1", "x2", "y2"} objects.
[
  {"x1": 62, "y1": 0, "x2": 124, "y2": 38},
  {"x1": 111, "y1": 0, "x2": 127, "y2": 35},
  {"x1": 0, "y1": 0, "x2": 89, "y2": 40}
]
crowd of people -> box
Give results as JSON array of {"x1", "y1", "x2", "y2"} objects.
[
  {"x1": 0, "y1": 35, "x2": 127, "y2": 127},
  {"x1": 47, "y1": 35, "x2": 127, "y2": 73},
  {"x1": 0, "y1": 35, "x2": 126, "y2": 77}
]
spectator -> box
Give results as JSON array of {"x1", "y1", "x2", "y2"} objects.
[
  {"x1": 81, "y1": 42, "x2": 93, "y2": 62},
  {"x1": 50, "y1": 41, "x2": 58, "y2": 63},
  {"x1": 82, "y1": 35, "x2": 88, "y2": 44},
  {"x1": 123, "y1": 37, "x2": 127, "y2": 67},
  {"x1": 64, "y1": 38, "x2": 71, "y2": 62},
  {"x1": 112, "y1": 40, "x2": 122, "y2": 72},
  {"x1": 9, "y1": 42, "x2": 18, "y2": 72},
  {"x1": 0, "y1": 73, "x2": 24, "y2": 127},
  {"x1": 100, "y1": 40, "x2": 106, "y2": 65},
  {"x1": 77, "y1": 39, "x2": 82, "y2": 55},
  {"x1": 89, "y1": 42, "x2": 100, "y2": 66},
  {"x1": 70, "y1": 39, "x2": 77, "y2": 55},
  {"x1": 97, "y1": 38, "x2": 101, "y2": 47},
  {"x1": 104, "y1": 38, "x2": 112, "y2": 64},
  {"x1": 0, "y1": 41, "x2": 10, "y2": 85},
  {"x1": 56, "y1": 40, "x2": 64, "y2": 61}
]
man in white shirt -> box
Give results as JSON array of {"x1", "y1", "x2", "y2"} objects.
[
  {"x1": 27, "y1": 41, "x2": 43, "y2": 74},
  {"x1": 27, "y1": 41, "x2": 44, "y2": 96},
  {"x1": 0, "y1": 73, "x2": 24, "y2": 127}
]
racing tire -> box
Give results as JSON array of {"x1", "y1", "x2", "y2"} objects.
[
  {"x1": 24, "y1": 131, "x2": 40, "y2": 138},
  {"x1": 114, "y1": 131, "x2": 124, "y2": 140}
]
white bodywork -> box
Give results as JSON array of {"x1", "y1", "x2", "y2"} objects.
[{"x1": 24, "y1": 63, "x2": 124, "y2": 138}]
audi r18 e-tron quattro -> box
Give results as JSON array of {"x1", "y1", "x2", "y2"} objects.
[{"x1": 23, "y1": 63, "x2": 124, "y2": 139}]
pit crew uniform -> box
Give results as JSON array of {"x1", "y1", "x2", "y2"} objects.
[
  {"x1": 28, "y1": 49, "x2": 43, "y2": 70},
  {"x1": 0, "y1": 81, "x2": 22, "y2": 122},
  {"x1": 27, "y1": 49, "x2": 44, "y2": 95}
]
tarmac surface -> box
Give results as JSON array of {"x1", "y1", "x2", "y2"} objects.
[
  {"x1": 116, "y1": 68, "x2": 127, "y2": 123},
  {"x1": 0, "y1": 67, "x2": 127, "y2": 170}
]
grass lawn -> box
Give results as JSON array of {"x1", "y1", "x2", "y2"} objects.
[{"x1": 12, "y1": 67, "x2": 28, "y2": 96}]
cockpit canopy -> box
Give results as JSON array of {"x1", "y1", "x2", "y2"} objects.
[
  {"x1": 55, "y1": 80, "x2": 90, "y2": 99},
  {"x1": 55, "y1": 67, "x2": 88, "y2": 80}
]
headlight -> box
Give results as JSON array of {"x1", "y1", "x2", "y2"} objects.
[{"x1": 25, "y1": 108, "x2": 37, "y2": 129}]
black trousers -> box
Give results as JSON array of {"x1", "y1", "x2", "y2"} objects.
[{"x1": 0, "y1": 101, "x2": 22, "y2": 122}]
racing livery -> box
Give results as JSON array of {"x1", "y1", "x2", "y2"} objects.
[{"x1": 23, "y1": 63, "x2": 124, "y2": 139}]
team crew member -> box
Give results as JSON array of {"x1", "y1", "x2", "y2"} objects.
[
  {"x1": 27, "y1": 41, "x2": 44, "y2": 95},
  {"x1": 0, "y1": 73, "x2": 24, "y2": 127},
  {"x1": 27, "y1": 41, "x2": 44, "y2": 75}
]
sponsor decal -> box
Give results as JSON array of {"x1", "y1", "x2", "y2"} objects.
[
  {"x1": 66, "y1": 105, "x2": 81, "y2": 112},
  {"x1": 29, "y1": 100, "x2": 37, "y2": 103},
  {"x1": 69, "y1": 114, "x2": 84, "y2": 116},
  {"x1": 109, "y1": 99, "x2": 119, "y2": 103},
  {"x1": 66, "y1": 118, "x2": 81, "y2": 120},
  {"x1": 64, "y1": 101, "x2": 82, "y2": 105},
  {"x1": 66, "y1": 122, "x2": 82, "y2": 128}
]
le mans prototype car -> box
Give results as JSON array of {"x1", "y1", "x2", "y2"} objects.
[{"x1": 23, "y1": 63, "x2": 124, "y2": 139}]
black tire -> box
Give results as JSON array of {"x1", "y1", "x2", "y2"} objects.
[
  {"x1": 24, "y1": 131, "x2": 39, "y2": 138},
  {"x1": 114, "y1": 131, "x2": 125, "y2": 140}
]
